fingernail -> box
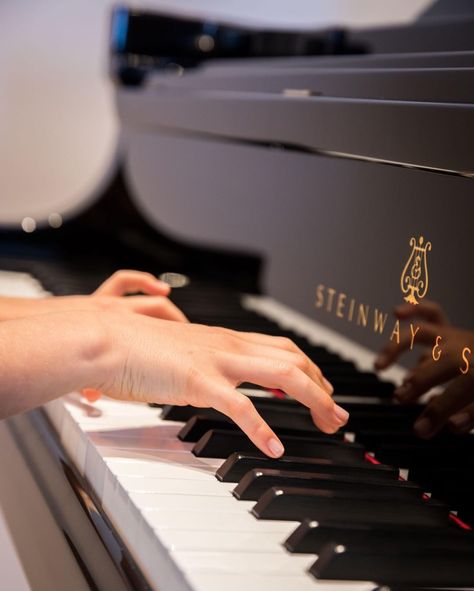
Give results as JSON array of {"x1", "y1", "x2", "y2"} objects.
[
  {"x1": 449, "y1": 413, "x2": 472, "y2": 433},
  {"x1": 334, "y1": 405, "x2": 349, "y2": 425},
  {"x1": 323, "y1": 377, "x2": 334, "y2": 394},
  {"x1": 267, "y1": 438, "x2": 284, "y2": 458},
  {"x1": 414, "y1": 417, "x2": 432, "y2": 438}
]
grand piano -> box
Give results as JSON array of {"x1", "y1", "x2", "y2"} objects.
[{"x1": 1, "y1": 2, "x2": 474, "y2": 589}]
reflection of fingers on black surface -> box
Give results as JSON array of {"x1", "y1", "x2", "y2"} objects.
[
  {"x1": 449, "y1": 403, "x2": 474, "y2": 434},
  {"x1": 449, "y1": 412, "x2": 472, "y2": 433},
  {"x1": 413, "y1": 416, "x2": 433, "y2": 438},
  {"x1": 394, "y1": 381, "x2": 413, "y2": 401}
]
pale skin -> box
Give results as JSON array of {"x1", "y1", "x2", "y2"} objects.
[
  {"x1": 375, "y1": 301, "x2": 474, "y2": 438},
  {"x1": 0, "y1": 270, "x2": 348, "y2": 458}
]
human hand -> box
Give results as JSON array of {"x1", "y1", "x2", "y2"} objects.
[
  {"x1": 95, "y1": 313, "x2": 348, "y2": 457},
  {"x1": 49, "y1": 269, "x2": 187, "y2": 322}
]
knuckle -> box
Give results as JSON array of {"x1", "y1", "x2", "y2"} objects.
[
  {"x1": 229, "y1": 395, "x2": 253, "y2": 418},
  {"x1": 278, "y1": 337, "x2": 295, "y2": 351},
  {"x1": 294, "y1": 353, "x2": 309, "y2": 373}
]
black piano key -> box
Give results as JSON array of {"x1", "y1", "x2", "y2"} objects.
[
  {"x1": 285, "y1": 518, "x2": 472, "y2": 554},
  {"x1": 160, "y1": 404, "x2": 223, "y2": 422},
  {"x1": 330, "y1": 375, "x2": 394, "y2": 398},
  {"x1": 252, "y1": 487, "x2": 449, "y2": 526},
  {"x1": 233, "y1": 468, "x2": 422, "y2": 501},
  {"x1": 192, "y1": 429, "x2": 364, "y2": 461},
  {"x1": 216, "y1": 452, "x2": 399, "y2": 482},
  {"x1": 311, "y1": 542, "x2": 474, "y2": 586},
  {"x1": 160, "y1": 395, "x2": 304, "y2": 422},
  {"x1": 178, "y1": 414, "x2": 343, "y2": 442},
  {"x1": 376, "y1": 443, "x2": 474, "y2": 470}
]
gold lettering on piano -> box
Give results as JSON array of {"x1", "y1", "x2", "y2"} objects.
[
  {"x1": 400, "y1": 236, "x2": 431, "y2": 305},
  {"x1": 336, "y1": 293, "x2": 346, "y2": 319},
  {"x1": 390, "y1": 319, "x2": 401, "y2": 344},
  {"x1": 460, "y1": 347, "x2": 471, "y2": 375},
  {"x1": 432, "y1": 335, "x2": 442, "y2": 361},
  {"x1": 374, "y1": 309, "x2": 388, "y2": 334},
  {"x1": 315, "y1": 238, "x2": 473, "y2": 376},
  {"x1": 410, "y1": 324, "x2": 420, "y2": 350},
  {"x1": 356, "y1": 304, "x2": 369, "y2": 327},
  {"x1": 314, "y1": 284, "x2": 470, "y2": 376}
]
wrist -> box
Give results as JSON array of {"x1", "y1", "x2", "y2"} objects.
[{"x1": 79, "y1": 310, "x2": 123, "y2": 393}]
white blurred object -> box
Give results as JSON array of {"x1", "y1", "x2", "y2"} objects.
[{"x1": 0, "y1": 0, "x2": 431, "y2": 228}]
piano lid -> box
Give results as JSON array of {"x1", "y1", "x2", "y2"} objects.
[{"x1": 114, "y1": 8, "x2": 474, "y2": 356}]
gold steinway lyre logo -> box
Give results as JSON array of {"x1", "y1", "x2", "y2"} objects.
[{"x1": 400, "y1": 236, "x2": 432, "y2": 305}]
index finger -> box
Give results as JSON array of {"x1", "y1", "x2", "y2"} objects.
[{"x1": 225, "y1": 354, "x2": 348, "y2": 433}]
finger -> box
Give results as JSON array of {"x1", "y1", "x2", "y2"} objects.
[
  {"x1": 375, "y1": 321, "x2": 442, "y2": 370},
  {"x1": 448, "y1": 401, "x2": 474, "y2": 434},
  {"x1": 126, "y1": 296, "x2": 188, "y2": 322},
  {"x1": 221, "y1": 330, "x2": 333, "y2": 395},
  {"x1": 394, "y1": 301, "x2": 449, "y2": 326},
  {"x1": 94, "y1": 270, "x2": 170, "y2": 297},
  {"x1": 413, "y1": 373, "x2": 474, "y2": 438},
  {"x1": 394, "y1": 354, "x2": 460, "y2": 403},
  {"x1": 224, "y1": 354, "x2": 348, "y2": 432},
  {"x1": 82, "y1": 388, "x2": 102, "y2": 403},
  {"x1": 208, "y1": 386, "x2": 285, "y2": 458}
]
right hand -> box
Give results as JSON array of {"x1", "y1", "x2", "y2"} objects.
[{"x1": 94, "y1": 313, "x2": 349, "y2": 458}]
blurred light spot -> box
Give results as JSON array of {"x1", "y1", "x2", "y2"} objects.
[
  {"x1": 159, "y1": 272, "x2": 190, "y2": 288},
  {"x1": 196, "y1": 35, "x2": 215, "y2": 52},
  {"x1": 21, "y1": 217, "x2": 36, "y2": 233},
  {"x1": 48, "y1": 212, "x2": 63, "y2": 228}
]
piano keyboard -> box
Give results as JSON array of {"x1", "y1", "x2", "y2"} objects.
[{"x1": 2, "y1": 269, "x2": 474, "y2": 590}]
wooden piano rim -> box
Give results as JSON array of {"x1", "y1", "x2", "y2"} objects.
[{"x1": 7, "y1": 408, "x2": 153, "y2": 591}]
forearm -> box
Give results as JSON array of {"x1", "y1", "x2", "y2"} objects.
[
  {"x1": 0, "y1": 310, "x2": 114, "y2": 419},
  {"x1": 0, "y1": 297, "x2": 44, "y2": 321}
]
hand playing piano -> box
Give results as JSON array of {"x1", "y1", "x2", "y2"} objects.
[
  {"x1": 375, "y1": 301, "x2": 474, "y2": 438},
  {"x1": 0, "y1": 306, "x2": 347, "y2": 458},
  {"x1": 0, "y1": 270, "x2": 187, "y2": 323},
  {"x1": 95, "y1": 313, "x2": 346, "y2": 457},
  {"x1": 0, "y1": 269, "x2": 188, "y2": 404}
]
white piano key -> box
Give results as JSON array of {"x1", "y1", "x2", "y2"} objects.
[
  {"x1": 143, "y1": 509, "x2": 296, "y2": 534},
  {"x1": 172, "y1": 550, "x2": 315, "y2": 575},
  {"x1": 186, "y1": 572, "x2": 374, "y2": 591},
  {"x1": 88, "y1": 431, "x2": 193, "y2": 453},
  {"x1": 130, "y1": 491, "x2": 254, "y2": 514},
  {"x1": 160, "y1": 530, "x2": 291, "y2": 552},
  {"x1": 115, "y1": 475, "x2": 235, "y2": 496},
  {"x1": 105, "y1": 458, "x2": 218, "y2": 480}
]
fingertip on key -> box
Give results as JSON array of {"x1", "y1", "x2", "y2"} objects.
[
  {"x1": 334, "y1": 404, "x2": 349, "y2": 426},
  {"x1": 267, "y1": 437, "x2": 285, "y2": 458}
]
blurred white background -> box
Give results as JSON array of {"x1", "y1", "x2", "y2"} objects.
[{"x1": 0, "y1": 0, "x2": 431, "y2": 226}]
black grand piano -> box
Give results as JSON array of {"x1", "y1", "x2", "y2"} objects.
[{"x1": 1, "y1": 2, "x2": 474, "y2": 589}]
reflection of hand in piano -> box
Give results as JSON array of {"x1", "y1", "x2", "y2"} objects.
[{"x1": 375, "y1": 300, "x2": 474, "y2": 438}]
